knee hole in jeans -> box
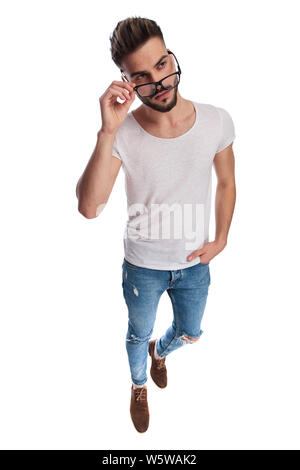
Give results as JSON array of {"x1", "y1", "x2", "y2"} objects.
[{"x1": 181, "y1": 334, "x2": 201, "y2": 343}]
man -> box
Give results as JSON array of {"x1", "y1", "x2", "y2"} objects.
[{"x1": 76, "y1": 16, "x2": 236, "y2": 433}]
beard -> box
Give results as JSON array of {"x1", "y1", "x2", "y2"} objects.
[{"x1": 138, "y1": 84, "x2": 179, "y2": 113}]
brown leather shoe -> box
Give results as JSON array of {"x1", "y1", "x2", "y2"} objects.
[
  {"x1": 130, "y1": 385, "x2": 149, "y2": 433},
  {"x1": 148, "y1": 339, "x2": 167, "y2": 388}
]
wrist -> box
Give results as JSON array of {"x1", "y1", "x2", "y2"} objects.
[
  {"x1": 98, "y1": 128, "x2": 117, "y2": 139},
  {"x1": 215, "y1": 237, "x2": 227, "y2": 248}
]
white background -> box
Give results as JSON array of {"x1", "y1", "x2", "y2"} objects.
[{"x1": 1, "y1": 0, "x2": 299, "y2": 450}]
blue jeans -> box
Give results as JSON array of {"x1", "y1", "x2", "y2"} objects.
[{"x1": 122, "y1": 257, "x2": 211, "y2": 386}]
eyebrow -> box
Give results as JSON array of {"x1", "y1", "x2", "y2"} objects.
[{"x1": 130, "y1": 54, "x2": 169, "y2": 78}]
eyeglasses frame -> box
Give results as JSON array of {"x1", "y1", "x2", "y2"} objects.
[{"x1": 121, "y1": 50, "x2": 182, "y2": 98}]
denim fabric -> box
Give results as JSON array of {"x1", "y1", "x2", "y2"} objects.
[{"x1": 122, "y1": 257, "x2": 211, "y2": 386}]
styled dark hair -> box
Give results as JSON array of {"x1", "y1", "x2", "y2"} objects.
[{"x1": 109, "y1": 16, "x2": 166, "y2": 71}]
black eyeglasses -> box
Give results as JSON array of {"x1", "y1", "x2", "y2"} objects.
[{"x1": 121, "y1": 50, "x2": 181, "y2": 98}]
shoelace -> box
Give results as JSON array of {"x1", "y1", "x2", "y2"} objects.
[{"x1": 134, "y1": 387, "x2": 147, "y2": 401}]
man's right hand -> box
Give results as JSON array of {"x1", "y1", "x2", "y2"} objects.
[{"x1": 99, "y1": 79, "x2": 136, "y2": 135}]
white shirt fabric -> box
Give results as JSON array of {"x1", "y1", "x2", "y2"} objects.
[{"x1": 112, "y1": 101, "x2": 235, "y2": 270}]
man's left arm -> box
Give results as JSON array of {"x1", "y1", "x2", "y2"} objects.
[{"x1": 187, "y1": 143, "x2": 236, "y2": 264}]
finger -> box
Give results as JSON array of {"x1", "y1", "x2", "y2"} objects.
[
  {"x1": 113, "y1": 80, "x2": 136, "y2": 94},
  {"x1": 112, "y1": 85, "x2": 135, "y2": 101},
  {"x1": 107, "y1": 86, "x2": 129, "y2": 101}
]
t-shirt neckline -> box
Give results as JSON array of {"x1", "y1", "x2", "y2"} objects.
[{"x1": 129, "y1": 101, "x2": 198, "y2": 142}]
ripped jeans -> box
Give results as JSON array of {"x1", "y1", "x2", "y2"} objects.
[{"x1": 122, "y1": 257, "x2": 211, "y2": 386}]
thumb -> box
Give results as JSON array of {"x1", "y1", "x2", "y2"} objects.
[
  {"x1": 187, "y1": 250, "x2": 200, "y2": 261},
  {"x1": 187, "y1": 246, "x2": 206, "y2": 261}
]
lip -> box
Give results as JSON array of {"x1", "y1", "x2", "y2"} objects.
[{"x1": 154, "y1": 90, "x2": 170, "y2": 100}]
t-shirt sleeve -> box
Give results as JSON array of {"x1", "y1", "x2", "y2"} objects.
[
  {"x1": 216, "y1": 107, "x2": 236, "y2": 153},
  {"x1": 112, "y1": 133, "x2": 122, "y2": 161}
]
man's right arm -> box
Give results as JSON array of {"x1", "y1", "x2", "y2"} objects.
[
  {"x1": 76, "y1": 130, "x2": 122, "y2": 219},
  {"x1": 76, "y1": 78, "x2": 136, "y2": 219}
]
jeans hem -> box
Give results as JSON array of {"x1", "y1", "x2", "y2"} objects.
[{"x1": 132, "y1": 379, "x2": 147, "y2": 386}]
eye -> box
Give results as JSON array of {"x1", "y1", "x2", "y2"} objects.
[
  {"x1": 158, "y1": 61, "x2": 166, "y2": 68},
  {"x1": 136, "y1": 61, "x2": 167, "y2": 81}
]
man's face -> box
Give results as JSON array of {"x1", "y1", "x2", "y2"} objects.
[{"x1": 121, "y1": 37, "x2": 179, "y2": 113}]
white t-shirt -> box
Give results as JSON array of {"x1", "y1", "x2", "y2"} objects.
[{"x1": 112, "y1": 101, "x2": 235, "y2": 270}]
